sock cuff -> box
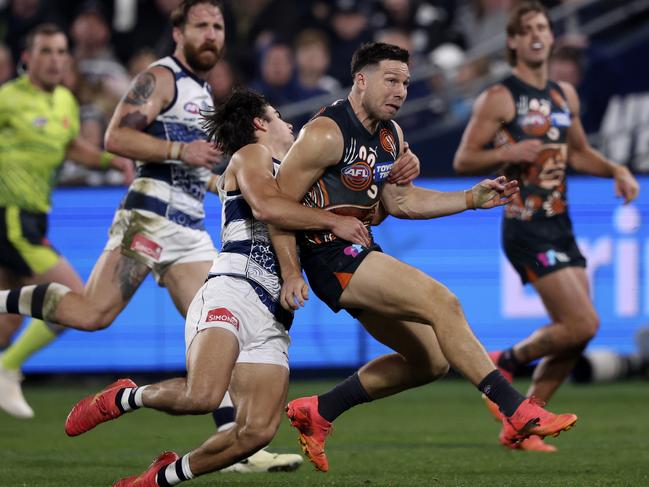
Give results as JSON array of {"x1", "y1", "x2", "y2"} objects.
[
  {"x1": 477, "y1": 369, "x2": 501, "y2": 395},
  {"x1": 134, "y1": 385, "x2": 147, "y2": 407},
  {"x1": 117, "y1": 387, "x2": 143, "y2": 413},
  {"x1": 212, "y1": 406, "x2": 236, "y2": 429},
  {"x1": 219, "y1": 391, "x2": 234, "y2": 408},
  {"x1": 15, "y1": 285, "x2": 35, "y2": 315},
  {"x1": 216, "y1": 421, "x2": 236, "y2": 432},
  {"x1": 42, "y1": 283, "x2": 71, "y2": 321},
  {"x1": 352, "y1": 372, "x2": 373, "y2": 402},
  {"x1": 157, "y1": 455, "x2": 194, "y2": 486},
  {"x1": 181, "y1": 454, "x2": 194, "y2": 480}
]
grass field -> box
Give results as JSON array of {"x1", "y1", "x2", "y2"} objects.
[{"x1": 1, "y1": 378, "x2": 648, "y2": 486}]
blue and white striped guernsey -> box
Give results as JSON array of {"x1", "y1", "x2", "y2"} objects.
[
  {"x1": 208, "y1": 160, "x2": 293, "y2": 329},
  {"x1": 120, "y1": 55, "x2": 213, "y2": 230}
]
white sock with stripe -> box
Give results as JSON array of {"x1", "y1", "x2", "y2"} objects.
[
  {"x1": 157, "y1": 454, "x2": 194, "y2": 486},
  {"x1": 117, "y1": 386, "x2": 148, "y2": 412}
]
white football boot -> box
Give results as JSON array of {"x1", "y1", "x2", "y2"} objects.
[
  {"x1": 0, "y1": 362, "x2": 34, "y2": 418},
  {"x1": 220, "y1": 448, "x2": 303, "y2": 473}
]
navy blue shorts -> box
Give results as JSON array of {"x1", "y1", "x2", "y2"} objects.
[
  {"x1": 503, "y1": 214, "x2": 586, "y2": 285},
  {"x1": 300, "y1": 240, "x2": 381, "y2": 317}
]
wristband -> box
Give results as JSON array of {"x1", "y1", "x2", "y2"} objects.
[
  {"x1": 166, "y1": 141, "x2": 186, "y2": 161},
  {"x1": 100, "y1": 151, "x2": 114, "y2": 169},
  {"x1": 464, "y1": 189, "x2": 476, "y2": 210}
]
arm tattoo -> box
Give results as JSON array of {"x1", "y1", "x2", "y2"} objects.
[
  {"x1": 118, "y1": 111, "x2": 148, "y2": 130},
  {"x1": 124, "y1": 72, "x2": 156, "y2": 105}
]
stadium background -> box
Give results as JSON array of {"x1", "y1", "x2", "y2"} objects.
[{"x1": 2, "y1": 0, "x2": 649, "y2": 374}]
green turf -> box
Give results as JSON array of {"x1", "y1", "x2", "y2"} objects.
[{"x1": 1, "y1": 379, "x2": 648, "y2": 486}]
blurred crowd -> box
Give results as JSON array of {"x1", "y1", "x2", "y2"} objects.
[{"x1": 0, "y1": 0, "x2": 599, "y2": 185}]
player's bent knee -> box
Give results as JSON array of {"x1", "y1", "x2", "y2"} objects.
[
  {"x1": 566, "y1": 312, "x2": 599, "y2": 346},
  {"x1": 414, "y1": 360, "x2": 449, "y2": 385},
  {"x1": 80, "y1": 309, "x2": 115, "y2": 331},
  {"x1": 577, "y1": 314, "x2": 599, "y2": 344},
  {"x1": 431, "y1": 360, "x2": 450, "y2": 379},
  {"x1": 237, "y1": 419, "x2": 278, "y2": 450},
  {"x1": 185, "y1": 392, "x2": 226, "y2": 414}
]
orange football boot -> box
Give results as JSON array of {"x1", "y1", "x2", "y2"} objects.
[
  {"x1": 505, "y1": 396, "x2": 577, "y2": 441},
  {"x1": 65, "y1": 378, "x2": 137, "y2": 436},
  {"x1": 113, "y1": 451, "x2": 180, "y2": 487},
  {"x1": 286, "y1": 396, "x2": 332, "y2": 472}
]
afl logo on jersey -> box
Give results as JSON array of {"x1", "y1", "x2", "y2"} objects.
[
  {"x1": 184, "y1": 102, "x2": 200, "y2": 114},
  {"x1": 341, "y1": 161, "x2": 373, "y2": 191},
  {"x1": 379, "y1": 128, "x2": 397, "y2": 158},
  {"x1": 521, "y1": 110, "x2": 550, "y2": 136}
]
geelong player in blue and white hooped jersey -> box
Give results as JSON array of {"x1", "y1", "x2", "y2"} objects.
[
  {"x1": 0, "y1": 0, "x2": 301, "y2": 474},
  {"x1": 64, "y1": 90, "x2": 371, "y2": 486}
]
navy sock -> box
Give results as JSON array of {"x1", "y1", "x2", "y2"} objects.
[
  {"x1": 477, "y1": 370, "x2": 525, "y2": 417},
  {"x1": 212, "y1": 406, "x2": 236, "y2": 429},
  {"x1": 498, "y1": 347, "x2": 522, "y2": 374},
  {"x1": 317, "y1": 372, "x2": 372, "y2": 422}
]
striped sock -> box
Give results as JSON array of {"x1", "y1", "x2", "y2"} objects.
[
  {"x1": 0, "y1": 283, "x2": 70, "y2": 321},
  {"x1": 116, "y1": 386, "x2": 147, "y2": 413},
  {"x1": 156, "y1": 454, "x2": 194, "y2": 486},
  {"x1": 212, "y1": 391, "x2": 236, "y2": 432}
]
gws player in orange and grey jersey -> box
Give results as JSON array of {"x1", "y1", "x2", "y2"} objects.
[
  {"x1": 0, "y1": 0, "x2": 301, "y2": 473},
  {"x1": 64, "y1": 90, "x2": 371, "y2": 487},
  {"x1": 277, "y1": 41, "x2": 577, "y2": 473},
  {"x1": 453, "y1": 1, "x2": 639, "y2": 452}
]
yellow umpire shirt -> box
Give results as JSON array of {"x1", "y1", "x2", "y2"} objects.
[{"x1": 0, "y1": 74, "x2": 80, "y2": 213}]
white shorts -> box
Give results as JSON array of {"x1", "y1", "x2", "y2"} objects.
[
  {"x1": 105, "y1": 209, "x2": 217, "y2": 284},
  {"x1": 185, "y1": 275, "x2": 290, "y2": 369}
]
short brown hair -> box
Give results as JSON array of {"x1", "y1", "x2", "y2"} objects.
[
  {"x1": 171, "y1": 0, "x2": 223, "y2": 28},
  {"x1": 24, "y1": 23, "x2": 65, "y2": 52},
  {"x1": 351, "y1": 42, "x2": 409, "y2": 78},
  {"x1": 506, "y1": 1, "x2": 551, "y2": 66}
]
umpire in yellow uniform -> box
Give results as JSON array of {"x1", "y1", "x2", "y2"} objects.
[{"x1": 0, "y1": 23, "x2": 132, "y2": 418}]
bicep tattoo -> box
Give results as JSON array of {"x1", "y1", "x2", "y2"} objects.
[
  {"x1": 124, "y1": 72, "x2": 156, "y2": 106},
  {"x1": 118, "y1": 111, "x2": 148, "y2": 130}
]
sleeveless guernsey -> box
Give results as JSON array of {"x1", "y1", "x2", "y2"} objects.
[
  {"x1": 121, "y1": 56, "x2": 213, "y2": 230},
  {"x1": 495, "y1": 75, "x2": 572, "y2": 222}
]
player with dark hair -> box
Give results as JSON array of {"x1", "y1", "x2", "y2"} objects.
[
  {"x1": 0, "y1": 23, "x2": 133, "y2": 418},
  {"x1": 453, "y1": 1, "x2": 638, "y2": 451},
  {"x1": 273, "y1": 41, "x2": 577, "y2": 472},
  {"x1": 64, "y1": 89, "x2": 371, "y2": 486},
  {"x1": 0, "y1": 1, "x2": 302, "y2": 472}
]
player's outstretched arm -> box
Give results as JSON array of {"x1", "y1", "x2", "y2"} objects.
[
  {"x1": 561, "y1": 81, "x2": 640, "y2": 204},
  {"x1": 380, "y1": 176, "x2": 518, "y2": 219},
  {"x1": 234, "y1": 143, "x2": 371, "y2": 247},
  {"x1": 453, "y1": 85, "x2": 541, "y2": 175}
]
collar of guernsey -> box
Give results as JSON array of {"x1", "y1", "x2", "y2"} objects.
[{"x1": 0, "y1": 75, "x2": 79, "y2": 213}]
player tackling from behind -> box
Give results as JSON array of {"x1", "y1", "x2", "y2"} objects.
[
  {"x1": 453, "y1": 1, "x2": 638, "y2": 452},
  {"x1": 64, "y1": 90, "x2": 372, "y2": 486},
  {"x1": 275, "y1": 41, "x2": 578, "y2": 472},
  {"x1": 0, "y1": 0, "x2": 301, "y2": 473}
]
